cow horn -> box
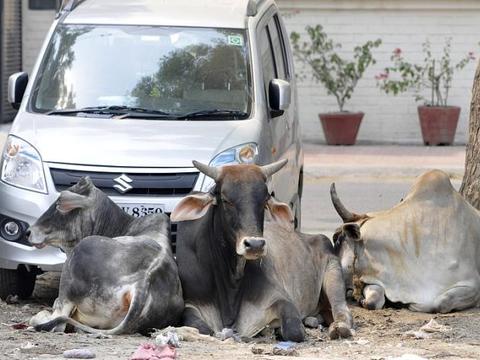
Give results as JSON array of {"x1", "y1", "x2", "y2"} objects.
[
  {"x1": 193, "y1": 160, "x2": 220, "y2": 181},
  {"x1": 261, "y1": 159, "x2": 288, "y2": 178},
  {"x1": 330, "y1": 183, "x2": 356, "y2": 223}
]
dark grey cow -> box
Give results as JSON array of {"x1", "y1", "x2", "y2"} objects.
[
  {"x1": 28, "y1": 177, "x2": 183, "y2": 334},
  {"x1": 171, "y1": 160, "x2": 353, "y2": 341}
]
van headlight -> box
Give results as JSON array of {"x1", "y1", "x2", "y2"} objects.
[
  {"x1": 1, "y1": 135, "x2": 47, "y2": 194},
  {"x1": 201, "y1": 143, "x2": 258, "y2": 191},
  {"x1": 210, "y1": 143, "x2": 258, "y2": 167}
]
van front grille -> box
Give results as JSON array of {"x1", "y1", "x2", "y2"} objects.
[{"x1": 50, "y1": 168, "x2": 198, "y2": 197}]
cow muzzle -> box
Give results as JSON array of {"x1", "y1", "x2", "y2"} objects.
[
  {"x1": 237, "y1": 237, "x2": 267, "y2": 260},
  {"x1": 26, "y1": 228, "x2": 47, "y2": 249}
]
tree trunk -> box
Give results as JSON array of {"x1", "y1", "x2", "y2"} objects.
[{"x1": 460, "y1": 60, "x2": 480, "y2": 209}]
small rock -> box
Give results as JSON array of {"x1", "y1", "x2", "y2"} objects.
[
  {"x1": 5, "y1": 295, "x2": 19, "y2": 304},
  {"x1": 20, "y1": 342, "x2": 36, "y2": 351},
  {"x1": 304, "y1": 316, "x2": 319, "y2": 329},
  {"x1": 273, "y1": 341, "x2": 298, "y2": 356},
  {"x1": 63, "y1": 348, "x2": 96, "y2": 359},
  {"x1": 154, "y1": 328, "x2": 181, "y2": 348},
  {"x1": 215, "y1": 328, "x2": 234, "y2": 341},
  {"x1": 21, "y1": 304, "x2": 31, "y2": 311},
  {"x1": 214, "y1": 328, "x2": 241, "y2": 342}
]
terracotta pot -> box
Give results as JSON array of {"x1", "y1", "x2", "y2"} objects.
[
  {"x1": 417, "y1": 106, "x2": 460, "y2": 146},
  {"x1": 319, "y1": 112, "x2": 364, "y2": 145}
]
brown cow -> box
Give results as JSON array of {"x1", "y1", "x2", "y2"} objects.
[{"x1": 332, "y1": 169, "x2": 480, "y2": 313}]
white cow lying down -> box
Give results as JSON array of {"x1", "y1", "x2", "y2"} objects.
[{"x1": 331, "y1": 169, "x2": 480, "y2": 313}]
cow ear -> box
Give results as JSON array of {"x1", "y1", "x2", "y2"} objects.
[
  {"x1": 342, "y1": 223, "x2": 361, "y2": 241},
  {"x1": 56, "y1": 191, "x2": 93, "y2": 214},
  {"x1": 170, "y1": 193, "x2": 216, "y2": 222},
  {"x1": 332, "y1": 227, "x2": 343, "y2": 251},
  {"x1": 266, "y1": 197, "x2": 294, "y2": 230}
]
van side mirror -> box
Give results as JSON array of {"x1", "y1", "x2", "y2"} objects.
[
  {"x1": 8, "y1": 72, "x2": 29, "y2": 110},
  {"x1": 269, "y1": 79, "x2": 291, "y2": 117}
]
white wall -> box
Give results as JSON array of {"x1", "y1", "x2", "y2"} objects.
[
  {"x1": 278, "y1": 0, "x2": 480, "y2": 144},
  {"x1": 22, "y1": 0, "x2": 56, "y2": 73}
]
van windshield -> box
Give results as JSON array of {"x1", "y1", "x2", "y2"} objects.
[{"x1": 31, "y1": 25, "x2": 252, "y2": 119}]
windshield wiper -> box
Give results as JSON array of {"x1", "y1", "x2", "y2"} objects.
[
  {"x1": 46, "y1": 106, "x2": 248, "y2": 120},
  {"x1": 175, "y1": 109, "x2": 249, "y2": 120},
  {"x1": 46, "y1": 106, "x2": 174, "y2": 118}
]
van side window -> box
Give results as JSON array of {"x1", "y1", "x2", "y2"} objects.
[
  {"x1": 268, "y1": 15, "x2": 290, "y2": 80},
  {"x1": 259, "y1": 26, "x2": 278, "y2": 91},
  {"x1": 259, "y1": 26, "x2": 278, "y2": 109}
]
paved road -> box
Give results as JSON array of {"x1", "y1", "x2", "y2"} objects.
[{"x1": 301, "y1": 174, "x2": 462, "y2": 238}]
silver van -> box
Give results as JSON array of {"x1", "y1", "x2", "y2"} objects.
[{"x1": 0, "y1": 0, "x2": 303, "y2": 298}]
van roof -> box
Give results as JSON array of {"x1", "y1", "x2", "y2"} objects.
[{"x1": 63, "y1": 0, "x2": 271, "y2": 29}]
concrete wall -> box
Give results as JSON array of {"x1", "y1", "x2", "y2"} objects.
[
  {"x1": 278, "y1": 0, "x2": 480, "y2": 144},
  {"x1": 21, "y1": 0, "x2": 55, "y2": 73},
  {"x1": 17, "y1": 0, "x2": 480, "y2": 144}
]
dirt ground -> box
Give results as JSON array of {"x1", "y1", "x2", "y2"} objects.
[{"x1": 0, "y1": 274, "x2": 479, "y2": 360}]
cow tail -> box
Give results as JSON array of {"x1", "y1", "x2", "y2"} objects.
[{"x1": 35, "y1": 256, "x2": 165, "y2": 335}]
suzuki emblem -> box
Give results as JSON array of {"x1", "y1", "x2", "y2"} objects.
[{"x1": 113, "y1": 174, "x2": 133, "y2": 194}]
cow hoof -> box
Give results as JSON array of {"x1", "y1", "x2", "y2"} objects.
[
  {"x1": 29, "y1": 310, "x2": 52, "y2": 327},
  {"x1": 328, "y1": 322, "x2": 352, "y2": 340},
  {"x1": 281, "y1": 317, "x2": 305, "y2": 342},
  {"x1": 361, "y1": 298, "x2": 381, "y2": 310}
]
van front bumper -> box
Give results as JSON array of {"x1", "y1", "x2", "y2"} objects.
[{"x1": 0, "y1": 179, "x2": 65, "y2": 271}]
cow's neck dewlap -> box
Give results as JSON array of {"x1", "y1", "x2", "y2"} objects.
[{"x1": 208, "y1": 208, "x2": 249, "y2": 327}]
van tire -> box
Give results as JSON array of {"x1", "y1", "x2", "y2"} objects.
[{"x1": 0, "y1": 266, "x2": 37, "y2": 300}]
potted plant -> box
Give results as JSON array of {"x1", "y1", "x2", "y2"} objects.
[
  {"x1": 376, "y1": 39, "x2": 476, "y2": 145},
  {"x1": 290, "y1": 25, "x2": 381, "y2": 145}
]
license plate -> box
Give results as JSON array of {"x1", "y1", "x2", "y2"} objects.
[{"x1": 118, "y1": 203, "x2": 165, "y2": 217}]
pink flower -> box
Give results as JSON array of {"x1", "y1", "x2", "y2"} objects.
[
  {"x1": 468, "y1": 51, "x2": 476, "y2": 60},
  {"x1": 393, "y1": 48, "x2": 402, "y2": 57},
  {"x1": 375, "y1": 72, "x2": 389, "y2": 80}
]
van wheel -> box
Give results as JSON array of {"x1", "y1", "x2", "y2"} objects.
[{"x1": 0, "y1": 266, "x2": 37, "y2": 300}]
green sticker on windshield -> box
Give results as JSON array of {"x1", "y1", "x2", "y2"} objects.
[{"x1": 228, "y1": 35, "x2": 244, "y2": 46}]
